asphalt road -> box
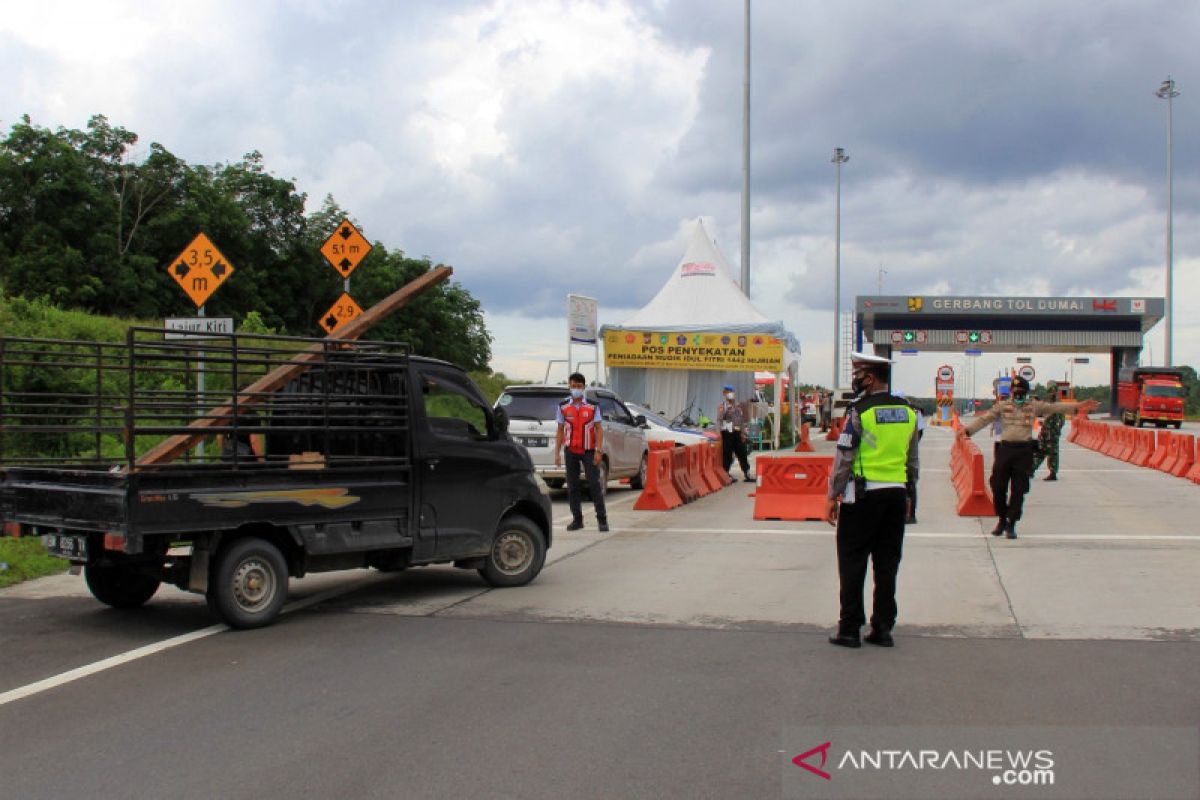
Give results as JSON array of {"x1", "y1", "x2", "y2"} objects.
[{"x1": 2, "y1": 427, "x2": 1199, "y2": 799}]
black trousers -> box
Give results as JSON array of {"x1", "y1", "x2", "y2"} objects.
[
  {"x1": 564, "y1": 449, "x2": 606, "y2": 523},
  {"x1": 836, "y1": 487, "x2": 907, "y2": 632},
  {"x1": 991, "y1": 441, "x2": 1034, "y2": 523},
  {"x1": 721, "y1": 430, "x2": 751, "y2": 475}
]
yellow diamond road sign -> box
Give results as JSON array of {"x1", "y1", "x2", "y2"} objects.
[
  {"x1": 320, "y1": 218, "x2": 372, "y2": 277},
  {"x1": 319, "y1": 292, "x2": 364, "y2": 334},
  {"x1": 168, "y1": 232, "x2": 234, "y2": 307}
]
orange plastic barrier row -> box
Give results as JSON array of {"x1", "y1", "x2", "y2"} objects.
[
  {"x1": 752, "y1": 454, "x2": 832, "y2": 521},
  {"x1": 949, "y1": 433, "x2": 993, "y2": 516},
  {"x1": 634, "y1": 448, "x2": 684, "y2": 510},
  {"x1": 634, "y1": 440, "x2": 731, "y2": 511},
  {"x1": 1068, "y1": 417, "x2": 1199, "y2": 485}
]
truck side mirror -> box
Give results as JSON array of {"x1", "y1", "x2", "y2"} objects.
[{"x1": 493, "y1": 406, "x2": 510, "y2": 437}]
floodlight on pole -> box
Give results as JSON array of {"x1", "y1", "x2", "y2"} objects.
[
  {"x1": 831, "y1": 146, "x2": 849, "y2": 389},
  {"x1": 1155, "y1": 76, "x2": 1180, "y2": 366}
]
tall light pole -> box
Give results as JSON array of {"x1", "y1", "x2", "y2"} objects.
[
  {"x1": 831, "y1": 147, "x2": 849, "y2": 388},
  {"x1": 739, "y1": 0, "x2": 751, "y2": 295},
  {"x1": 1155, "y1": 76, "x2": 1180, "y2": 366}
]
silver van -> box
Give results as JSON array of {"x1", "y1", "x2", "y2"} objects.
[{"x1": 496, "y1": 385, "x2": 649, "y2": 491}]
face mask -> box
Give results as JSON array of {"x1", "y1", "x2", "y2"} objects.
[
  {"x1": 1012, "y1": 394, "x2": 1027, "y2": 405},
  {"x1": 851, "y1": 375, "x2": 868, "y2": 395},
  {"x1": 570, "y1": 388, "x2": 584, "y2": 399},
  {"x1": 724, "y1": 392, "x2": 735, "y2": 401}
]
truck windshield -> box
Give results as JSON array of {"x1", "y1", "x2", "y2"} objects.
[
  {"x1": 497, "y1": 391, "x2": 566, "y2": 421},
  {"x1": 1145, "y1": 385, "x2": 1185, "y2": 398}
]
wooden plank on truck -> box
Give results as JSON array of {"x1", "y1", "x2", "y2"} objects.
[{"x1": 134, "y1": 265, "x2": 452, "y2": 467}]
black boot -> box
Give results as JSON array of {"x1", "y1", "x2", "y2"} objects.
[
  {"x1": 1043, "y1": 472, "x2": 1057, "y2": 481},
  {"x1": 566, "y1": 518, "x2": 584, "y2": 531},
  {"x1": 1005, "y1": 520, "x2": 1018, "y2": 539},
  {"x1": 864, "y1": 626, "x2": 894, "y2": 647},
  {"x1": 828, "y1": 626, "x2": 861, "y2": 648},
  {"x1": 990, "y1": 520, "x2": 1006, "y2": 537}
]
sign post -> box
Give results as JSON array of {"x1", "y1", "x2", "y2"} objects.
[
  {"x1": 568, "y1": 294, "x2": 598, "y2": 383},
  {"x1": 319, "y1": 219, "x2": 372, "y2": 334},
  {"x1": 166, "y1": 232, "x2": 237, "y2": 460}
]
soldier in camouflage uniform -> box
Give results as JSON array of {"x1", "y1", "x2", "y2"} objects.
[{"x1": 1032, "y1": 408, "x2": 1064, "y2": 481}]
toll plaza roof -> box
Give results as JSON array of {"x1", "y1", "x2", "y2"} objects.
[{"x1": 857, "y1": 295, "x2": 1165, "y2": 354}]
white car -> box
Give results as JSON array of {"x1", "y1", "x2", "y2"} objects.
[
  {"x1": 625, "y1": 403, "x2": 717, "y2": 447},
  {"x1": 496, "y1": 385, "x2": 649, "y2": 491}
]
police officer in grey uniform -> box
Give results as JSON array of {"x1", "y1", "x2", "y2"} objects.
[
  {"x1": 958, "y1": 376, "x2": 1097, "y2": 539},
  {"x1": 825, "y1": 352, "x2": 920, "y2": 648}
]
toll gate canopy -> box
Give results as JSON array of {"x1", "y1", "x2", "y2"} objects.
[{"x1": 855, "y1": 295, "x2": 1165, "y2": 415}]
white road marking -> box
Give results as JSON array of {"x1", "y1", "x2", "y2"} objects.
[
  {"x1": 0, "y1": 578, "x2": 382, "y2": 707},
  {"x1": 622, "y1": 527, "x2": 1200, "y2": 542}
]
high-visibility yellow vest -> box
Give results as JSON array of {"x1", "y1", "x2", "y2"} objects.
[{"x1": 854, "y1": 400, "x2": 916, "y2": 483}]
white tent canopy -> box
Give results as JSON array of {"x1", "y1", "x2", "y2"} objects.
[{"x1": 602, "y1": 219, "x2": 801, "y2": 445}]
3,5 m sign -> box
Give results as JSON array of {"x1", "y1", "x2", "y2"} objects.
[{"x1": 168, "y1": 232, "x2": 235, "y2": 307}]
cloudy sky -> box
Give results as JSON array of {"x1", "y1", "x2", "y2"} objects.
[{"x1": 3, "y1": 0, "x2": 1197, "y2": 394}]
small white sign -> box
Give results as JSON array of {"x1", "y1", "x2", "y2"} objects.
[
  {"x1": 568, "y1": 294, "x2": 598, "y2": 344},
  {"x1": 165, "y1": 317, "x2": 234, "y2": 339}
]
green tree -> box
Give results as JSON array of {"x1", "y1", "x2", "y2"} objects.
[{"x1": 1, "y1": 115, "x2": 495, "y2": 372}]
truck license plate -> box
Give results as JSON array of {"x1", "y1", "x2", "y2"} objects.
[{"x1": 44, "y1": 534, "x2": 88, "y2": 560}]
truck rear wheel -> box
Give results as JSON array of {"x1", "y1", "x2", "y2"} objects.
[
  {"x1": 478, "y1": 516, "x2": 546, "y2": 588},
  {"x1": 208, "y1": 538, "x2": 288, "y2": 629},
  {"x1": 84, "y1": 564, "x2": 160, "y2": 609}
]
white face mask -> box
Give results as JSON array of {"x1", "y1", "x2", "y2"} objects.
[
  {"x1": 570, "y1": 388, "x2": 584, "y2": 399},
  {"x1": 724, "y1": 392, "x2": 735, "y2": 401}
]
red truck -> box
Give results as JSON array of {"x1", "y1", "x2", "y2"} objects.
[{"x1": 1117, "y1": 367, "x2": 1187, "y2": 428}]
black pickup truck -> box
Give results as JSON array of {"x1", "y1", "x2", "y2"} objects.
[{"x1": 0, "y1": 329, "x2": 551, "y2": 628}]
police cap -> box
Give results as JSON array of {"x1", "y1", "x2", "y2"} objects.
[{"x1": 850, "y1": 351, "x2": 892, "y2": 378}]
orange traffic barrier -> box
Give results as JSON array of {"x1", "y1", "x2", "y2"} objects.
[
  {"x1": 634, "y1": 449, "x2": 683, "y2": 511},
  {"x1": 950, "y1": 433, "x2": 994, "y2": 516},
  {"x1": 1108, "y1": 429, "x2": 1128, "y2": 460},
  {"x1": 751, "y1": 455, "x2": 833, "y2": 521},
  {"x1": 670, "y1": 446, "x2": 700, "y2": 503},
  {"x1": 1185, "y1": 438, "x2": 1200, "y2": 484},
  {"x1": 1169, "y1": 433, "x2": 1195, "y2": 478},
  {"x1": 711, "y1": 440, "x2": 734, "y2": 486},
  {"x1": 1147, "y1": 431, "x2": 1171, "y2": 470},
  {"x1": 1067, "y1": 415, "x2": 1083, "y2": 443},
  {"x1": 1130, "y1": 429, "x2": 1155, "y2": 467},
  {"x1": 1155, "y1": 432, "x2": 1178, "y2": 474},
  {"x1": 824, "y1": 416, "x2": 845, "y2": 442},
  {"x1": 697, "y1": 441, "x2": 725, "y2": 493},
  {"x1": 794, "y1": 422, "x2": 814, "y2": 452},
  {"x1": 685, "y1": 443, "x2": 712, "y2": 497},
  {"x1": 1101, "y1": 425, "x2": 1123, "y2": 458}
]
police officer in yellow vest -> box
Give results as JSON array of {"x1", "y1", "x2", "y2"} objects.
[{"x1": 824, "y1": 352, "x2": 920, "y2": 648}]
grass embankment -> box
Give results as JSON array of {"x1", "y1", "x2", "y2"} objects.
[{"x1": 0, "y1": 537, "x2": 69, "y2": 589}]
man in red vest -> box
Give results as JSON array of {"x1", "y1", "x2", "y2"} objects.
[{"x1": 554, "y1": 372, "x2": 608, "y2": 531}]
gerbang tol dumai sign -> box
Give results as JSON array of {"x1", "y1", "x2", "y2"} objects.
[{"x1": 604, "y1": 330, "x2": 783, "y2": 371}]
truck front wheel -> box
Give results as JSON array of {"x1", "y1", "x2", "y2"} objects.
[
  {"x1": 479, "y1": 516, "x2": 546, "y2": 588},
  {"x1": 208, "y1": 538, "x2": 288, "y2": 629},
  {"x1": 84, "y1": 564, "x2": 160, "y2": 609}
]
